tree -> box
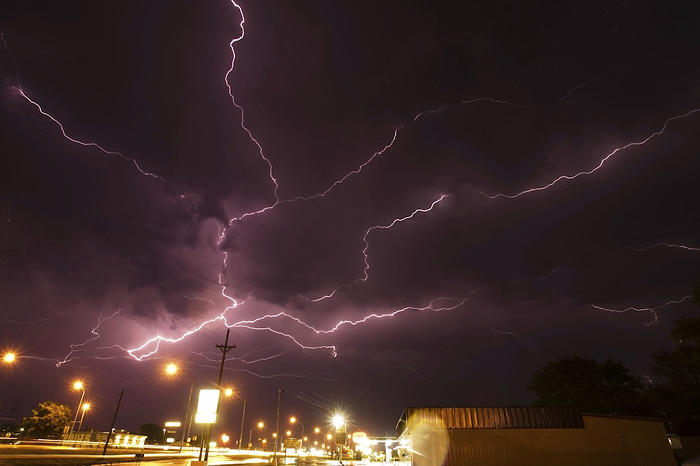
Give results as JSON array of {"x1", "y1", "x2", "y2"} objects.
[
  {"x1": 21, "y1": 400, "x2": 72, "y2": 438},
  {"x1": 651, "y1": 316, "x2": 700, "y2": 431},
  {"x1": 139, "y1": 423, "x2": 163, "y2": 444},
  {"x1": 528, "y1": 356, "x2": 645, "y2": 415}
]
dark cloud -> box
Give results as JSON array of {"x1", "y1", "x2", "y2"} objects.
[{"x1": 0, "y1": 0, "x2": 699, "y2": 436}]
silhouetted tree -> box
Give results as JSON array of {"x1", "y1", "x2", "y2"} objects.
[
  {"x1": 529, "y1": 356, "x2": 645, "y2": 415},
  {"x1": 21, "y1": 400, "x2": 71, "y2": 438},
  {"x1": 139, "y1": 422, "x2": 164, "y2": 444},
  {"x1": 651, "y1": 316, "x2": 700, "y2": 431}
]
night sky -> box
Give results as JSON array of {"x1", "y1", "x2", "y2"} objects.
[{"x1": 1, "y1": 0, "x2": 699, "y2": 440}]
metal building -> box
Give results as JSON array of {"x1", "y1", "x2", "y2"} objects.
[{"x1": 397, "y1": 406, "x2": 675, "y2": 466}]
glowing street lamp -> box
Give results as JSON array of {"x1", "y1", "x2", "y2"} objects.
[
  {"x1": 3, "y1": 352, "x2": 15, "y2": 364},
  {"x1": 290, "y1": 417, "x2": 305, "y2": 450},
  {"x1": 164, "y1": 363, "x2": 194, "y2": 453},
  {"x1": 249, "y1": 421, "x2": 264, "y2": 449},
  {"x1": 69, "y1": 381, "x2": 86, "y2": 436},
  {"x1": 78, "y1": 403, "x2": 90, "y2": 431},
  {"x1": 332, "y1": 414, "x2": 346, "y2": 461}
]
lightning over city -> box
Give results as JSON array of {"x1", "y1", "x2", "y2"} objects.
[{"x1": 0, "y1": 0, "x2": 698, "y2": 442}]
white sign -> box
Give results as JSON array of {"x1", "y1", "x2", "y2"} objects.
[{"x1": 194, "y1": 389, "x2": 220, "y2": 424}]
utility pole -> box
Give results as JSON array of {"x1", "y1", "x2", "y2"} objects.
[
  {"x1": 274, "y1": 389, "x2": 284, "y2": 465},
  {"x1": 238, "y1": 398, "x2": 246, "y2": 450},
  {"x1": 102, "y1": 389, "x2": 124, "y2": 455},
  {"x1": 203, "y1": 329, "x2": 235, "y2": 462}
]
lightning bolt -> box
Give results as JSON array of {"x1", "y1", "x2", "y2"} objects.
[
  {"x1": 300, "y1": 194, "x2": 448, "y2": 302},
  {"x1": 1, "y1": 33, "x2": 166, "y2": 181},
  {"x1": 634, "y1": 243, "x2": 700, "y2": 252},
  {"x1": 591, "y1": 295, "x2": 692, "y2": 327},
  {"x1": 481, "y1": 106, "x2": 700, "y2": 199},
  {"x1": 10, "y1": 0, "x2": 694, "y2": 377},
  {"x1": 224, "y1": 0, "x2": 280, "y2": 202},
  {"x1": 56, "y1": 308, "x2": 123, "y2": 367}
]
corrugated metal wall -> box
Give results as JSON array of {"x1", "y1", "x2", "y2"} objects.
[
  {"x1": 401, "y1": 406, "x2": 583, "y2": 432},
  {"x1": 405, "y1": 412, "x2": 675, "y2": 466}
]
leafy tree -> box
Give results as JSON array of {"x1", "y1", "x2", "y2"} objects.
[
  {"x1": 651, "y1": 316, "x2": 700, "y2": 431},
  {"x1": 139, "y1": 423, "x2": 163, "y2": 444},
  {"x1": 528, "y1": 356, "x2": 645, "y2": 415},
  {"x1": 21, "y1": 400, "x2": 72, "y2": 438}
]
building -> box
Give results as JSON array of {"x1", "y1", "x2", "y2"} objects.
[{"x1": 396, "y1": 406, "x2": 675, "y2": 466}]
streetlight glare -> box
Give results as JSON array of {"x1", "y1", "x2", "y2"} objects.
[
  {"x1": 73, "y1": 381, "x2": 84, "y2": 390},
  {"x1": 258, "y1": 421, "x2": 264, "y2": 428},
  {"x1": 3, "y1": 352, "x2": 15, "y2": 363},
  {"x1": 332, "y1": 414, "x2": 345, "y2": 428},
  {"x1": 289, "y1": 416, "x2": 296, "y2": 423},
  {"x1": 224, "y1": 387, "x2": 234, "y2": 397},
  {"x1": 82, "y1": 403, "x2": 90, "y2": 411},
  {"x1": 165, "y1": 363, "x2": 178, "y2": 375}
]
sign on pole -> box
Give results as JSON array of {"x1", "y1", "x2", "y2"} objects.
[{"x1": 194, "y1": 389, "x2": 220, "y2": 424}]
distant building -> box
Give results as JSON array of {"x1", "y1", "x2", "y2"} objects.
[{"x1": 396, "y1": 406, "x2": 675, "y2": 466}]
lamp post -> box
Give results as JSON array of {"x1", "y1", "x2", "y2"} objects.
[
  {"x1": 69, "y1": 381, "x2": 86, "y2": 437},
  {"x1": 165, "y1": 363, "x2": 194, "y2": 453},
  {"x1": 290, "y1": 417, "x2": 304, "y2": 451},
  {"x1": 249, "y1": 421, "x2": 263, "y2": 449},
  {"x1": 78, "y1": 403, "x2": 90, "y2": 431},
  {"x1": 332, "y1": 414, "x2": 346, "y2": 462}
]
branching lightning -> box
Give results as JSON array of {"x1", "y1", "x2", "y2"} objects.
[
  {"x1": 591, "y1": 295, "x2": 692, "y2": 327},
  {"x1": 300, "y1": 194, "x2": 448, "y2": 302},
  {"x1": 4, "y1": 1, "x2": 697, "y2": 377},
  {"x1": 1, "y1": 33, "x2": 166, "y2": 181},
  {"x1": 481, "y1": 106, "x2": 700, "y2": 199},
  {"x1": 56, "y1": 308, "x2": 123, "y2": 367}
]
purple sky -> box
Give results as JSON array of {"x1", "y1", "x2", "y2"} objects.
[{"x1": 1, "y1": 0, "x2": 699, "y2": 440}]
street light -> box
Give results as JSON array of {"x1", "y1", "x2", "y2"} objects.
[
  {"x1": 249, "y1": 421, "x2": 263, "y2": 449},
  {"x1": 69, "y1": 381, "x2": 86, "y2": 437},
  {"x1": 221, "y1": 387, "x2": 246, "y2": 450},
  {"x1": 332, "y1": 414, "x2": 346, "y2": 461},
  {"x1": 3, "y1": 352, "x2": 15, "y2": 364},
  {"x1": 165, "y1": 363, "x2": 195, "y2": 453},
  {"x1": 290, "y1": 417, "x2": 304, "y2": 451},
  {"x1": 78, "y1": 403, "x2": 90, "y2": 431}
]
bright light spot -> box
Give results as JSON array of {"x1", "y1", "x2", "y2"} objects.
[
  {"x1": 332, "y1": 414, "x2": 345, "y2": 428},
  {"x1": 224, "y1": 388, "x2": 234, "y2": 397},
  {"x1": 221, "y1": 434, "x2": 230, "y2": 443},
  {"x1": 82, "y1": 403, "x2": 90, "y2": 411},
  {"x1": 74, "y1": 381, "x2": 84, "y2": 390},
  {"x1": 290, "y1": 416, "x2": 296, "y2": 423},
  {"x1": 258, "y1": 421, "x2": 264, "y2": 428},
  {"x1": 165, "y1": 363, "x2": 178, "y2": 375},
  {"x1": 3, "y1": 353, "x2": 15, "y2": 363}
]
